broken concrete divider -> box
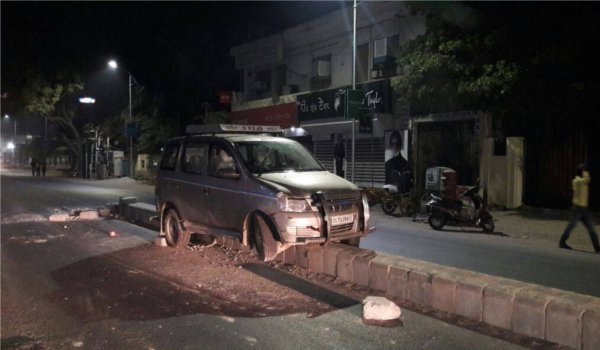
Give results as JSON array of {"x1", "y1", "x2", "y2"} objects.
[
  {"x1": 49, "y1": 213, "x2": 71, "y2": 222},
  {"x1": 79, "y1": 210, "x2": 99, "y2": 220},
  {"x1": 118, "y1": 196, "x2": 138, "y2": 217},
  {"x1": 362, "y1": 296, "x2": 402, "y2": 326}
]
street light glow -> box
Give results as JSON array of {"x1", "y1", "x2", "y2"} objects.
[
  {"x1": 79, "y1": 97, "x2": 96, "y2": 104},
  {"x1": 7, "y1": 142, "x2": 15, "y2": 150},
  {"x1": 108, "y1": 60, "x2": 118, "y2": 69}
]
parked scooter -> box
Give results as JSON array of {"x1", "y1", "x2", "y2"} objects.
[{"x1": 426, "y1": 183, "x2": 495, "y2": 233}]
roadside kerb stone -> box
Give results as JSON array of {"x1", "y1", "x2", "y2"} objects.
[
  {"x1": 351, "y1": 250, "x2": 376, "y2": 287},
  {"x1": 118, "y1": 196, "x2": 138, "y2": 216},
  {"x1": 79, "y1": 210, "x2": 99, "y2": 220},
  {"x1": 368, "y1": 254, "x2": 399, "y2": 292},
  {"x1": 307, "y1": 246, "x2": 325, "y2": 274},
  {"x1": 294, "y1": 245, "x2": 310, "y2": 269},
  {"x1": 407, "y1": 269, "x2": 434, "y2": 307},
  {"x1": 49, "y1": 213, "x2": 71, "y2": 222},
  {"x1": 282, "y1": 245, "x2": 296, "y2": 265},
  {"x1": 431, "y1": 272, "x2": 462, "y2": 314},
  {"x1": 386, "y1": 265, "x2": 411, "y2": 301},
  {"x1": 511, "y1": 286, "x2": 566, "y2": 339},
  {"x1": 335, "y1": 245, "x2": 369, "y2": 283},
  {"x1": 546, "y1": 292, "x2": 599, "y2": 349},
  {"x1": 582, "y1": 302, "x2": 600, "y2": 350},
  {"x1": 483, "y1": 278, "x2": 530, "y2": 329},
  {"x1": 455, "y1": 273, "x2": 498, "y2": 322},
  {"x1": 321, "y1": 244, "x2": 347, "y2": 277}
]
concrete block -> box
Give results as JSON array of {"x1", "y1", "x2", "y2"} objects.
[
  {"x1": 307, "y1": 246, "x2": 324, "y2": 274},
  {"x1": 512, "y1": 286, "x2": 566, "y2": 339},
  {"x1": 98, "y1": 208, "x2": 111, "y2": 217},
  {"x1": 431, "y1": 273, "x2": 460, "y2": 313},
  {"x1": 321, "y1": 244, "x2": 346, "y2": 277},
  {"x1": 456, "y1": 275, "x2": 495, "y2": 322},
  {"x1": 49, "y1": 213, "x2": 71, "y2": 222},
  {"x1": 294, "y1": 245, "x2": 310, "y2": 269},
  {"x1": 362, "y1": 296, "x2": 401, "y2": 322},
  {"x1": 154, "y1": 236, "x2": 167, "y2": 247},
  {"x1": 335, "y1": 245, "x2": 365, "y2": 283},
  {"x1": 386, "y1": 265, "x2": 411, "y2": 301},
  {"x1": 282, "y1": 245, "x2": 296, "y2": 265},
  {"x1": 118, "y1": 196, "x2": 138, "y2": 215},
  {"x1": 582, "y1": 303, "x2": 600, "y2": 350},
  {"x1": 546, "y1": 293, "x2": 598, "y2": 349},
  {"x1": 483, "y1": 279, "x2": 529, "y2": 329},
  {"x1": 368, "y1": 256, "x2": 396, "y2": 292},
  {"x1": 408, "y1": 270, "x2": 432, "y2": 307},
  {"x1": 79, "y1": 210, "x2": 99, "y2": 220},
  {"x1": 352, "y1": 250, "x2": 376, "y2": 287}
]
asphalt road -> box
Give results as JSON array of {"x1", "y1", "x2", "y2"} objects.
[
  {"x1": 362, "y1": 209, "x2": 600, "y2": 297},
  {"x1": 1, "y1": 169, "x2": 526, "y2": 350}
]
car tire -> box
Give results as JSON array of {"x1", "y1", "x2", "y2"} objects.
[
  {"x1": 428, "y1": 212, "x2": 447, "y2": 230},
  {"x1": 164, "y1": 209, "x2": 190, "y2": 249},
  {"x1": 250, "y1": 214, "x2": 266, "y2": 260}
]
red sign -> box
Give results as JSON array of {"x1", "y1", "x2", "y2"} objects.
[
  {"x1": 229, "y1": 103, "x2": 298, "y2": 128},
  {"x1": 218, "y1": 91, "x2": 232, "y2": 105}
]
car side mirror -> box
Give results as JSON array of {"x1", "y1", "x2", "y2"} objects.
[{"x1": 217, "y1": 168, "x2": 240, "y2": 179}]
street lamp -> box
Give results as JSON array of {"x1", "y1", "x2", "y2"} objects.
[
  {"x1": 4, "y1": 114, "x2": 17, "y2": 165},
  {"x1": 107, "y1": 59, "x2": 136, "y2": 178}
]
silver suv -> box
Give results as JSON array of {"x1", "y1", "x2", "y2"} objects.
[{"x1": 155, "y1": 124, "x2": 373, "y2": 260}]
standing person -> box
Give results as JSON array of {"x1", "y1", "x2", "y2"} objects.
[
  {"x1": 334, "y1": 134, "x2": 345, "y2": 177},
  {"x1": 30, "y1": 158, "x2": 37, "y2": 176},
  {"x1": 41, "y1": 158, "x2": 47, "y2": 176},
  {"x1": 559, "y1": 163, "x2": 600, "y2": 253}
]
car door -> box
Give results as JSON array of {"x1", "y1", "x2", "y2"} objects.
[
  {"x1": 203, "y1": 141, "x2": 246, "y2": 233},
  {"x1": 176, "y1": 140, "x2": 210, "y2": 227},
  {"x1": 155, "y1": 141, "x2": 182, "y2": 210}
]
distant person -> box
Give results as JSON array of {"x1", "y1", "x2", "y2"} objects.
[
  {"x1": 30, "y1": 158, "x2": 37, "y2": 176},
  {"x1": 559, "y1": 163, "x2": 600, "y2": 253},
  {"x1": 35, "y1": 160, "x2": 41, "y2": 176},
  {"x1": 41, "y1": 159, "x2": 47, "y2": 176}
]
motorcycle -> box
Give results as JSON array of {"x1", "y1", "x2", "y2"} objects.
[
  {"x1": 380, "y1": 170, "x2": 418, "y2": 216},
  {"x1": 426, "y1": 183, "x2": 494, "y2": 233}
]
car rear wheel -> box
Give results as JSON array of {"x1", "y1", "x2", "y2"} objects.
[{"x1": 164, "y1": 209, "x2": 190, "y2": 249}]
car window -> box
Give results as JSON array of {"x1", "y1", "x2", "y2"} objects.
[
  {"x1": 235, "y1": 140, "x2": 324, "y2": 174},
  {"x1": 182, "y1": 142, "x2": 208, "y2": 175},
  {"x1": 159, "y1": 143, "x2": 180, "y2": 171},
  {"x1": 208, "y1": 143, "x2": 236, "y2": 177}
]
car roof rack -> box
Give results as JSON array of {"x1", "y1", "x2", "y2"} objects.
[{"x1": 185, "y1": 124, "x2": 283, "y2": 135}]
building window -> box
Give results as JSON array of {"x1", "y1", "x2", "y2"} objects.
[
  {"x1": 255, "y1": 69, "x2": 271, "y2": 94},
  {"x1": 310, "y1": 54, "x2": 331, "y2": 90},
  {"x1": 275, "y1": 64, "x2": 287, "y2": 96}
]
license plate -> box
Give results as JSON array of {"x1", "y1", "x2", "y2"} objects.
[{"x1": 331, "y1": 214, "x2": 354, "y2": 226}]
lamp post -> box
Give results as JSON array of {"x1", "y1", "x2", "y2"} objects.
[
  {"x1": 351, "y1": 0, "x2": 358, "y2": 183},
  {"x1": 108, "y1": 59, "x2": 135, "y2": 178}
]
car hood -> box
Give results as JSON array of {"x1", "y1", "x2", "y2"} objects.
[{"x1": 255, "y1": 171, "x2": 359, "y2": 197}]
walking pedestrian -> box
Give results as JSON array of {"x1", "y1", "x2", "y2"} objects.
[
  {"x1": 30, "y1": 158, "x2": 37, "y2": 176},
  {"x1": 559, "y1": 163, "x2": 600, "y2": 253},
  {"x1": 41, "y1": 159, "x2": 47, "y2": 176}
]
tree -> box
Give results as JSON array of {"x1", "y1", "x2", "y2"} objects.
[
  {"x1": 393, "y1": 2, "x2": 521, "y2": 117},
  {"x1": 23, "y1": 73, "x2": 85, "y2": 174}
]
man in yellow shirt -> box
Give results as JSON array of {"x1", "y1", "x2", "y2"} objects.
[{"x1": 559, "y1": 163, "x2": 600, "y2": 253}]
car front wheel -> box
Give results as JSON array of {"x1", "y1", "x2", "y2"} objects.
[{"x1": 164, "y1": 209, "x2": 190, "y2": 249}]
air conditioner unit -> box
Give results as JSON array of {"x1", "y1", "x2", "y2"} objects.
[
  {"x1": 371, "y1": 69, "x2": 382, "y2": 79},
  {"x1": 316, "y1": 60, "x2": 330, "y2": 77},
  {"x1": 373, "y1": 37, "x2": 399, "y2": 66},
  {"x1": 374, "y1": 38, "x2": 388, "y2": 58}
]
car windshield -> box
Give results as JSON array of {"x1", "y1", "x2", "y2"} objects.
[{"x1": 234, "y1": 139, "x2": 324, "y2": 174}]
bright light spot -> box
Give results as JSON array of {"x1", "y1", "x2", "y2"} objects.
[
  {"x1": 7, "y1": 142, "x2": 15, "y2": 150},
  {"x1": 108, "y1": 60, "x2": 118, "y2": 69},
  {"x1": 4, "y1": 114, "x2": 9, "y2": 119},
  {"x1": 79, "y1": 97, "x2": 96, "y2": 104},
  {"x1": 291, "y1": 126, "x2": 296, "y2": 132}
]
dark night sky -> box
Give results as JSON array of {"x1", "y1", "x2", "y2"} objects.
[{"x1": 1, "y1": 1, "x2": 348, "y2": 121}]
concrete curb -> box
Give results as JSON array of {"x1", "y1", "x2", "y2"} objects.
[{"x1": 118, "y1": 201, "x2": 599, "y2": 349}]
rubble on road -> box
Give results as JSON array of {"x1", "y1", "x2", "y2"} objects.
[{"x1": 362, "y1": 296, "x2": 402, "y2": 327}]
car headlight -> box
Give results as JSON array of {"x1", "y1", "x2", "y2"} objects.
[{"x1": 277, "y1": 193, "x2": 310, "y2": 212}]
